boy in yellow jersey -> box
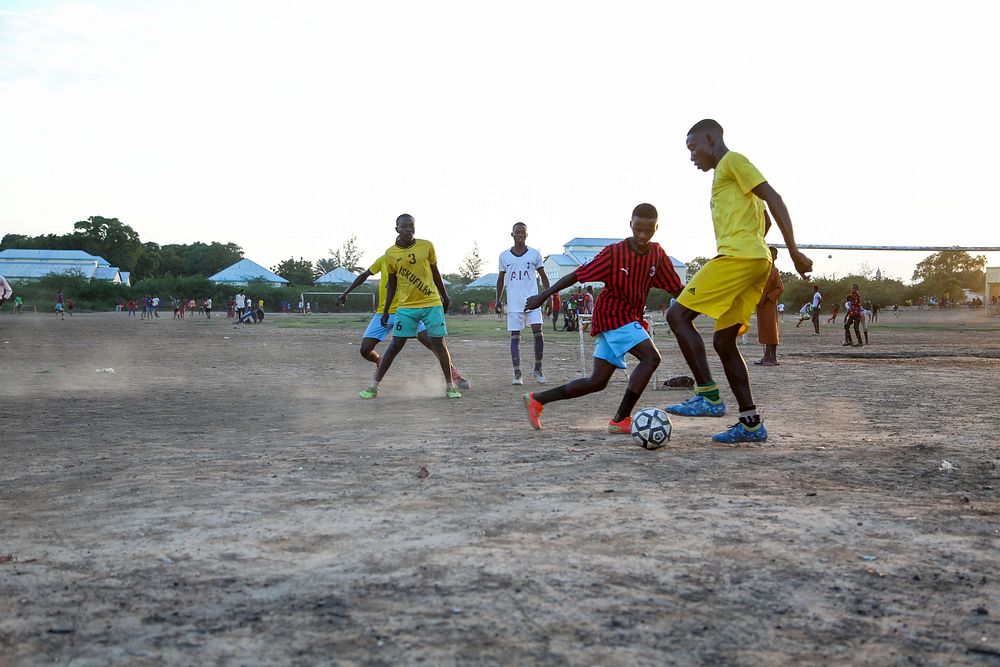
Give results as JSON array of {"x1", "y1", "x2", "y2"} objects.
[
  {"x1": 337, "y1": 250, "x2": 469, "y2": 389},
  {"x1": 357, "y1": 214, "x2": 461, "y2": 399},
  {"x1": 666, "y1": 119, "x2": 813, "y2": 443}
]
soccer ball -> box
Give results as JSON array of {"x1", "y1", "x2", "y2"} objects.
[{"x1": 631, "y1": 408, "x2": 672, "y2": 449}]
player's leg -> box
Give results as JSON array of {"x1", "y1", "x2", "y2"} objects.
[
  {"x1": 420, "y1": 306, "x2": 461, "y2": 398},
  {"x1": 610, "y1": 338, "x2": 661, "y2": 426},
  {"x1": 524, "y1": 358, "x2": 617, "y2": 430},
  {"x1": 529, "y1": 316, "x2": 545, "y2": 383},
  {"x1": 360, "y1": 312, "x2": 415, "y2": 397},
  {"x1": 507, "y1": 310, "x2": 524, "y2": 384},
  {"x1": 360, "y1": 314, "x2": 392, "y2": 364},
  {"x1": 416, "y1": 327, "x2": 469, "y2": 389},
  {"x1": 843, "y1": 315, "x2": 853, "y2": 345},
  {"x1": 666, "y1": 302, "x2": 725, "y2": 416},
  {"x1": 713, "y1": 324, "x2": 753, "y2": 410}
]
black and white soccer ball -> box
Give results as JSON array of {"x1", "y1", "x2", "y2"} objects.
[{"x1": 631, "y1": 408, "x2": 672, "y2": 449}]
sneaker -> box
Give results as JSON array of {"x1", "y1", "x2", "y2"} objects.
[
  {"x1": 663, "y1": 375, "x2": 695, "y2": 389},
  {"x1": 534, "y1": 370, "x2": 546, "y2": 384},
  {"x1": 842, "y1": 341, "x2": 853, "y2": 346},
  {"x1": 711, "y1": 421, "x2": 768, "y2": 444},
  {"x1": 446, "y1": 386, "x2": 462, "y2": 399},
  {"x1": 608, "y1": 416, "x2": 632, "y2": 434},
  {"x1": 523, "y1": 392, "x2": 544, "y2": 430},
  {"x1": 359, "y1": 386, "x2": 378, "y2": 399},
  {"x1": 451, "y1": 369, "x2": 471, "y2": 390},
  {"x1": 665, "y1": 395, "x2": 727, "y2": 417},
  {"x1": 512, "y1": 374, "x2": 524, "y2": 386}
]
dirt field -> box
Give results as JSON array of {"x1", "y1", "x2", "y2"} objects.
[{"x1": 2, "y1": 309, "x2": 999, "y2": 666}]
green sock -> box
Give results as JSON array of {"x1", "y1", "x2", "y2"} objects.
[{"x1": 695, "y1": 382, "x2": 721, "y2": 403}]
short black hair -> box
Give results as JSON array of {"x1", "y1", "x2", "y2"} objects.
[
  {"x1": 687, "y1": 119, "x2": 724, "y2": 136},
  {"x1": 396, "y1": 213, "x2": 414, "y2": 225},
  {"x1": 632, "y1": 203, "x2": 658, "y2": 219},
  {"x1": 512, "y1": 222, "x2": 527, "y2": 231}
]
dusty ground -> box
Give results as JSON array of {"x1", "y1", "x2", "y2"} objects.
[{"x1": 1, "y1": 308, "x2": 999, "y2": 666}]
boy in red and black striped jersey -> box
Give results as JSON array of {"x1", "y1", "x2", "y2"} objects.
[{"x1": 522, "y1": 203, "x2": 683, "y2": 433}]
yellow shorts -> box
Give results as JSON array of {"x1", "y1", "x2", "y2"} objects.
[{"x1": 677, "y1": 256, "x2": 772, "y2": 334}]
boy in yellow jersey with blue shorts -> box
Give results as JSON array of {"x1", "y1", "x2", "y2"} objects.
[
  {"x1": 666, "y1": 119, "x2": 813, "y2": 443},
  {"x1": 358, "y1": 214, "x2": 462, "y2": 399},
  {"x1": 337, "y1": 253, "x2": 469, "y2": 389}
]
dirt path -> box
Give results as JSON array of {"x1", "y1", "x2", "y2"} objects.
[{"x1": 2, "y1": 311, "x2": 998, "y2": 665}]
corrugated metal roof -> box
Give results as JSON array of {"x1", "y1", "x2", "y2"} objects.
[
  {"x1": 0, "y1": 248, "x2": 112, "y2": 265},
  {"x1": 564, "y1": 237, "x2": 621, "y2": 248},
  {"x1": 208, "y1": 259, "x2": 289, "y2": 284},
  {"x1": 545, "y1": 254, "x2": 581, "y2": 266},
  {"x1": 464, "y1": 272, "x2": 500, "y2": 288},
  {"x1": 119, "y1": 271, "x2": 131, "y2": 286},
  {"x1": 93, "y1": 267, "x2": 122, "y2": 282},
  {"x1": 0, "y1": 260, "x2": 96, "y2": 279},
  {"x1": 315, "y1": 267, "x2": 359, "y2": 284}
]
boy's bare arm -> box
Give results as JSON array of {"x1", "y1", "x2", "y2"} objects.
[{"x1": 753, "y1": 181, "x2": 812, "y2": 278}]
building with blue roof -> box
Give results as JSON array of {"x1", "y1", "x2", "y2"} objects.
[
  {"x1": 314, "y1": 267, "x2": 359, "y2": 285},
  {"x1": 464, "y1": 273, "x2": 500, "y2": 289},
  {"x1": 0, "y1": 248, "x2": 125, "y2": 284},
  {"x1": 208, "y1": 259, "x2": 289, "y2": 286}
]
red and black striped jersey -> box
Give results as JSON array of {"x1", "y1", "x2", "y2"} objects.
[{"x1": 575, "y1": 240, "x2": 682, "y2": 336}]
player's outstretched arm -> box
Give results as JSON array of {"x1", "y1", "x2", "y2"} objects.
[
  {"x1": 382, "y1": 275, "x2": 397, "y2": 327},
  {"x1": 431, "y1": 265, "x2": 450, "y2": 313},
  {"x1": 525, "y1": 270, "x2": 578, "y2": 312},
  {"x1": 337, "y1": 270, "x2": 374, "y2": 306},
  {"x1": 752, "y1": 182, "x2": 812, "y2": 278}
]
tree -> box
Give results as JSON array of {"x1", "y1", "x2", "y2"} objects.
[
  {"x1": 72, "y1": 216, "x2": 145, "y2": 273},
  {"x1": 272, "y1": 257, "x2": 315, "y2": 286},
  {"x1": 912, "y1": 251, "x2": 986, "y2": 302},
  {"x1": 685, "y1": 256, "x2": 710, "y2": 282},
  {"x1": 323, "y1": 234, "x2": 365, "y2": 273},
  {"x1": 459, "y1": 243, "x2": 483, "y2": 283},
  {"x1": 314, "y1": 258, "x2": 338, "y2": 278}
]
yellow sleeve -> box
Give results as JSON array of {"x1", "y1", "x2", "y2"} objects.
[
  {"x1": 367, "y1": 256, "x2": 384, "y2": 275},
  {"x1": 427, "y1": 242, "x2": 437, "y2": 266},
  {"x1": 728, "y1": 152, "x2": 767, "y2": 194}
]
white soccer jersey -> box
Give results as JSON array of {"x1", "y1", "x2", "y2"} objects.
[{"x1": 499, "y1": 247, "x2": 544, "y2": 312}]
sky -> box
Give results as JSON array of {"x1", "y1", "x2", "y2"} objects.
[{"x1": 2, "y1": 0, "x2": 998, "y2": 281}]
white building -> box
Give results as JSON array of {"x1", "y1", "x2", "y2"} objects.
[{"x1": 0, "y1": 249, "x2": 124, "y2": 284}]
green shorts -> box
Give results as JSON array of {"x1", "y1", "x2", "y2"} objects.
[{"x1": 394, "y1": 306, "x2": 447, "y2": 338}]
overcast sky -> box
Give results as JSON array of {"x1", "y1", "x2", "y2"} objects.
[{"x1": 2, "y1": 0, "x2": 998, "y2": 281}]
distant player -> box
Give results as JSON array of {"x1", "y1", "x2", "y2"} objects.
[
  {"x1": 522, "y1": 203, "x2": 683, "y2": 433},
  {"x1": 353, "y1": 214, "x2": 463, "y2": 399},
  {"x1": 666, "y1": 119, "x2": 812, "y2": 443},
  {"x1": 337, "y1": 252, "x2": 470, "y2": 390},
  {"x1": 496, "y1": 222, "x2": 550, "y2": 385},
  {"x1": 754, "y1": 246, "x2": 783, "y2": 366},
  {"x1": 55, "y1": 289, "x2": 65, "y2": 320},
  {"x1": 843, "y1": 283, "x2": 864, "y2": 347}
]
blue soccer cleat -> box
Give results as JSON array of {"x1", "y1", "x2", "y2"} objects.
[
  {"x1": 711, "y1": 422, "x2": 768, "y2": 444},
  {"x1": 664, "y1": 395, "x2": 727, "y2": 417}
]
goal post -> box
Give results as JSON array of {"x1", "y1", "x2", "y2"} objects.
[{"x1": 298, "y1": 291, "x2": 375, "y2": 313}]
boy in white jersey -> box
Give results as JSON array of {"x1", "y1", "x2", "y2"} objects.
[{"x1": 496, "y1": 222, "x2": 550, "y2": 385}]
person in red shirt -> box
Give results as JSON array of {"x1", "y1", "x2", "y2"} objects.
[
  {"x1": 843, "y1": 283, "x2": 864, "y2": 347},
  {"x1": 127, "y1": 299, "x2": 137, "y2": 317},
  {"x1": 550, "y1": 292, "x2": 561, "y2": 331},
  {"x1": 522, "y1": 203, "x2": 683, "y2": 433}
]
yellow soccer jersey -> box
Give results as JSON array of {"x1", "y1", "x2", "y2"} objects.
[
  {"x1": 384, "y1": 239, "x2": 441, "y2": 309},
  {"x1": 710, "y1": 151, "x2": 770, "y2": 260},
  {"x1": 367, "y1": 256, "x2": 398, "y2": 314}
]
